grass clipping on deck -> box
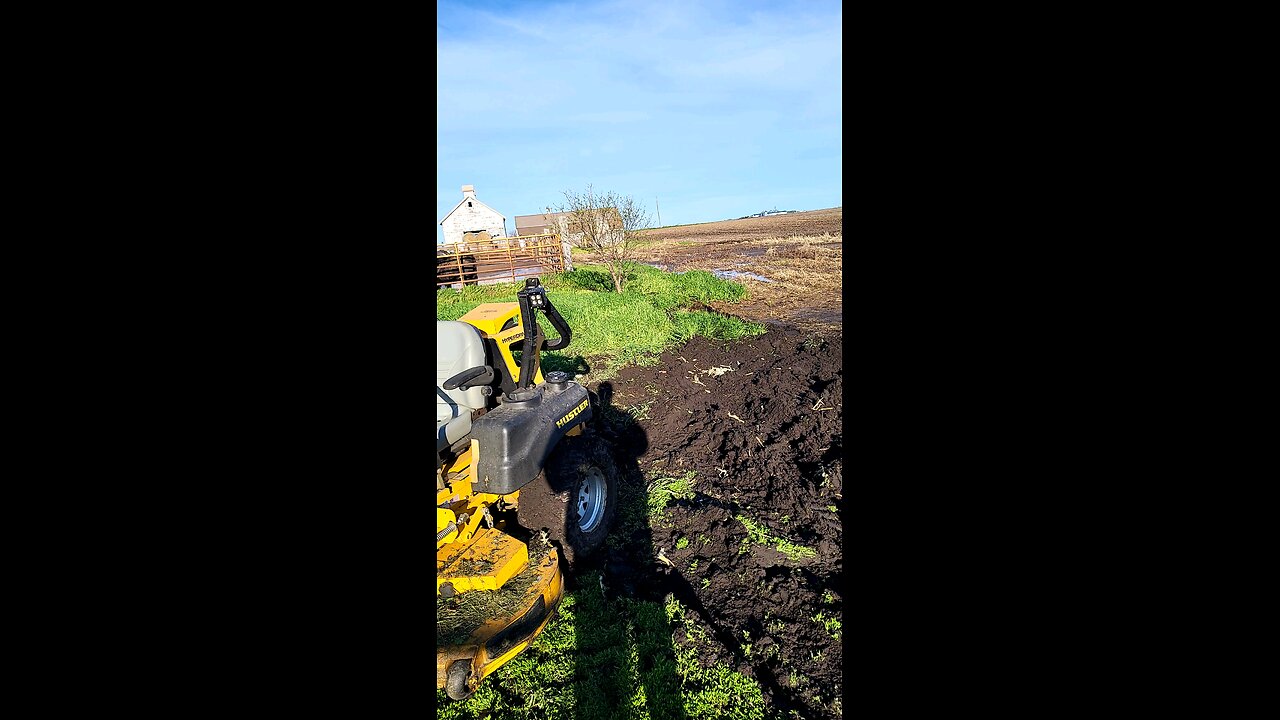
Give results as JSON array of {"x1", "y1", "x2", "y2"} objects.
[{"x1": 437, "y1": 538, "x2": 553, "y2": 647}]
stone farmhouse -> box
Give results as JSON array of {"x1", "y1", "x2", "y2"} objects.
[{"x1": 439, "y1": 185, "x2": 508, "y2": 245}]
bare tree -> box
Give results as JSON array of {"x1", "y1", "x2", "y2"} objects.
[{"x1": 554, "y1": 185, "x2": 651, "y2": 292}]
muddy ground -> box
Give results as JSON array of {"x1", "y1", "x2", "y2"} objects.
[
  {"x1": 589, "y1": 327, "x2": 843, "y2": 719},
  {"x1": 578, "y1": 207, "x2": 843, "y2": 337}
]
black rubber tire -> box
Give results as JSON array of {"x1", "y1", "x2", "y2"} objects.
[
  {"x1": 518, "y1": 433, "x2": 620, "y2": 567},
  {"x1": 445, "y1": 660, "x2": 473, "y2": 700},
  {"x1": 587, "y1": 389, "x2": 602, "y2": 421}
]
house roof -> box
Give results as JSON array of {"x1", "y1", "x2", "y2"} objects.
[
  {"x1": 514, "y1": 212, "x2": 569, "y2": 230},
  {"x1": 439, "y1": 196, "x2": 506, "y2": 225},
  {"x1": 514, "y1": 209, "x2": 620, "y2": 229}
]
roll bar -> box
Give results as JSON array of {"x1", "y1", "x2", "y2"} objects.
[{"x1": 515, "y1": 278, "x2": 572, "y2": 389}]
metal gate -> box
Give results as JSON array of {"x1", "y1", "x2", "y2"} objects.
[{"x1": 436, "y1": 234, "x2": 569, "y2": 289}]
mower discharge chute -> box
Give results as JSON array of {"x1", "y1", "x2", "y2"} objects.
[{"x1": 437, "y1": 278, "x2": 619, "y2": 700}]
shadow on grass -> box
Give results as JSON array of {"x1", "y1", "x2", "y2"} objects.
[
  {"x1": 509, "y1": 350, "x2": 592, "y2": 378},
  {"x1": 565, "y1": 381, "x2": 686, "y2": 719},
  {"x1": 581, "y1": 384, "x2": 782, "y2": 720},
  {"x1": 542, "y1": 352, "x2": 592, "y2": 377},
  {"x1": 540, "y1": 383, "x2": 784, "y2": 719}
]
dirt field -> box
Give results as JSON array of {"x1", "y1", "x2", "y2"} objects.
[
  {"x1": 596, "y1": 207, "x2": 843, "y2": 336},
  {"x1": 588, "y1": 328, "x2": 843, "y2": 719},
  {"x1": 641, "y1": 207, "x2": 844, "y2": 245}
]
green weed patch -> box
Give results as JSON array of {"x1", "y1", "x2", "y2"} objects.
[
  {"x1": 646, "y1": 470, "x2": 697, "y2": 518},
  {"x1": 437, "y1": 264, "x2": 764, "y2": 379},
  {"x1": 734, "y1": 515, "x2": 818, "y2": 562},
  {"x1": 664, "y1": 595, "x2": 768, "y2": 720}
]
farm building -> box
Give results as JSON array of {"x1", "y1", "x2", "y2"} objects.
[
  {"x1": 439, "y1": 185, "x2": 508, "y2": 245},
  {"x1": 514, "y1": 208, "x2": 623, "y2": 248},
  {"x1": 514, "y1": 211, "x2": 568, "y2": 237}
]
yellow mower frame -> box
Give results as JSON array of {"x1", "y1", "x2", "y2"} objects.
[
  {"x1": 436, "y1": 441, "x2": 566, "y2": 697},
  {"x1": 437, "y1": 292, "x2": 583, "y2": 699}
]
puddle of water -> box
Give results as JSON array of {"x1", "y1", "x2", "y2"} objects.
[{"x1": 712, "y1": 269, "x2": 774, "y2": 283}]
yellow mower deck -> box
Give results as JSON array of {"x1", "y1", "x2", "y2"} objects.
[
  {"x1": 438, "y1": 528, "x2": 530, "y2": 594},
  {"x1": 436, "y1": 536, "x2": 564, "y2": 696},
  {"x1": 437, "y1": 433, "x2": 565, "y2": 696}
]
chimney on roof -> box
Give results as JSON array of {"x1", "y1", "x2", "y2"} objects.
[{"x1": 461, "y1": 184, "x2": 476, "y2": 198}]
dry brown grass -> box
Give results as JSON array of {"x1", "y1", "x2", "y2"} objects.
[
  {"x1": 738, "y1": 233, "x2": 842, "y2": 293},
  {"x1": 576, "y1": 210, "x2": 842, "y2": 335}
]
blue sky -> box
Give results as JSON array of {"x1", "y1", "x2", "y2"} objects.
[{"x1": 436, "y1": 0, "x2": 841, "y2": 242}]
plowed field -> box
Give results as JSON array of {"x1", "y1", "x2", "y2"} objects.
[
  {"x1": 590, "y1": 327, "x2": 843, "y2": 719},
  {"x1": 566, "y1": 207, "x2": 844, "y2": 718}
]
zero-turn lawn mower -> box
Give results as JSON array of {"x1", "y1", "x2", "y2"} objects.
[{"x1": 436, "y1": 278, "x2": 619, "y2": 700}]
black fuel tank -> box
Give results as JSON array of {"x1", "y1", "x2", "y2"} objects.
[{"x1": 471, "y1": 380, "x2": 592, "y2": 495}]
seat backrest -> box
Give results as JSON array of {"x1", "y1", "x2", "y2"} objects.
[{"x1": 437, "y1": 321, "x2": 488, "y2": 418}]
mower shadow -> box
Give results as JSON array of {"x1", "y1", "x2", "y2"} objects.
[
  {"x1": 555, "y1": 382, "x2": 688, "y2": 720},
  {"x1": 571, "y1": 383, "x2": 800, "y2": 720},
  {"x1": 541, "y1": 352, "x2": 592, "y2": 377}
]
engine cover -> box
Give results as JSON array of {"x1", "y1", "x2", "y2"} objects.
[{"x1": 471, "y1": 381, "x2": 592, "y2": 495}]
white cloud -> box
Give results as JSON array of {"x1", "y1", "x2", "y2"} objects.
[
  {"x1": 436, "y1": 0, "x2": 841, "y2": 226},
  {"x1": 436, "y1": 1, "x2": 840, "y2": 132}
]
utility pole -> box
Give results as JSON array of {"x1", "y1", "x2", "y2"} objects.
[{"x1": 655, "y1": 197, "x2": 661, "y2": 227}]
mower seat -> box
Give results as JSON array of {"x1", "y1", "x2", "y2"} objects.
[{"x1": 437, "y1": 321, "x2": 489, "y2": 455}]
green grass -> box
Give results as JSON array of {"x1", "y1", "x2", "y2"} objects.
[
  {"x1": 734, "y1": 515, "x2": 818, "y2": 562},
  {"x1": 437, "y1": 574, "x2": 769, "y2": 720},
  {"x1": 646, "y1": 470, "x2": 697, "y2": 518},
  {"x1": 811, "y1": 611, "x2": 843, "y2": 641},
  {"x1": 665, "y1": 595, "x2": 767, "y2": 720},
  {"x1": 437, "y1": 263, "x2": 764, "y2": 380}
]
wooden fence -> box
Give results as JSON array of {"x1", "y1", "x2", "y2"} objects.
[{"x1": 435, "y1": 234, "x2": 569, "y2": 289}]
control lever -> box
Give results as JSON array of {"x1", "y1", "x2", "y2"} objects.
[{"x1": 443, "y1": 365, "x2": 496, "y2": 391}]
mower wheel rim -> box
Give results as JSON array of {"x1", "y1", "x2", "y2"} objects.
[{"x1": 577, "y1": 465, "x2": 607, "y2": 533}]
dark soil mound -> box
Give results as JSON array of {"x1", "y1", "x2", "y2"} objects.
[{"x1": 592, "y1": 327, "x2": 843, "y2": 720}]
